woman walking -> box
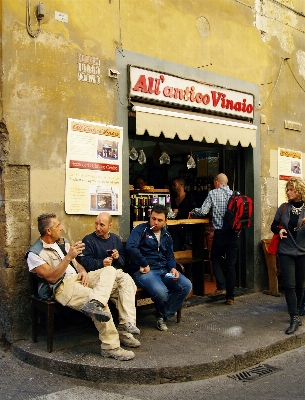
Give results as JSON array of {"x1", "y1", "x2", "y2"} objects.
[{"x1": 271, "y1": 177, "x2": 305, "y2": 334}]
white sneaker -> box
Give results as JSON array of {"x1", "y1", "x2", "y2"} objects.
[
  {"x1": 101, "y1": 347, "x2": 135, "y2": 361},
  {"x1": 157, "y1": 317, "x2": 168, "y2": 331}
]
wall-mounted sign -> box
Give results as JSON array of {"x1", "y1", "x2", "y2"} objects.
[
  {"x1": 78, "y1": 53, "x2": 100, "y2": 84},
  {"x1": 55, "y1": 11, "x2": 68, "y2": 23},
  {"x1": 278, "y1": 147, "x2": 302, "y2": 206},
  {"x1": 284, "y1": 120, "x2": 302, "y2": 131},
  {"x1": 65, "y1": 118, "x2": 122, "y2": 215},
  {"x1": 129, "y1": 66, "x2": 254, "y2": 119}
]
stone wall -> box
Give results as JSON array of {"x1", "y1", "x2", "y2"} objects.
[{"x1": 0, "y1": 152, "x2": 31, "y2": 342}]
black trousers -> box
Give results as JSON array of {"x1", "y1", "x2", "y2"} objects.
[
  {"x1": 211, "y1": 229, "x2": 239, "y2": 300},
  {"x1": 278, "y1": 254, "x2": 305, "y2": 316}
]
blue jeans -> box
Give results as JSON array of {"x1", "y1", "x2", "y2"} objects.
[
  {"x1": 132, "y1": 268, "x2": 192, "y2": 319},
  {"x1": 278, "y1": 254, "x2": 305, "y2": 316},
  {"x1": 211, "y1": 229, "x2": 239, "y2": 300}
]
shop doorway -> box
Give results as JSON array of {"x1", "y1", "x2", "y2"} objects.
[{"x1": 128, "y1": 132, "x2": 250, "y2": 292}]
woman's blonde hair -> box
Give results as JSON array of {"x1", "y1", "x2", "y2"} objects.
[{"x1": 285, "y1": 177, "x2": 305, "y2": 201}]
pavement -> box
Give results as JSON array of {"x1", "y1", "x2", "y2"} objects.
[{"x1": 11, "y1": 290, "x2": 305, "y2": 386}]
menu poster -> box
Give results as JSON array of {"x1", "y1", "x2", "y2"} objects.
[
  {"x1": 278, "y1": 148, "x2": 302, "y2": 206},
  {"x1": 65, "y1": 118, "x2": 122, "y2": 215}
]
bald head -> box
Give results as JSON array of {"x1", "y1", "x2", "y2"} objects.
[
  {"x1": 95, "y1": 212, "x2": 112, "y2": 238},
  {"x1": 214, "y1": 173, "x2": 228, "y2": 187},
  {"x1": 96, "y1": 212, "x2": 112, "y2": 223}
]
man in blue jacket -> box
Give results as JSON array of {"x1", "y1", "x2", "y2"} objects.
[{"x1": 126, "y1": 204, "x2": 192, "y2": 331}]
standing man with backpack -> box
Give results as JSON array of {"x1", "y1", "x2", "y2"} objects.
[{"x1": 189, "y1": 173, "x2": 239, "y2": 305}]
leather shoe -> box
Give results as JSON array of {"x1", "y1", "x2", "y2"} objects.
[
  {"x1": 285, "y1": 315, "x2": 300, "y2": 334},
  {"x1": 208, "y1": 290, "x2": 226, "y2": 297}
]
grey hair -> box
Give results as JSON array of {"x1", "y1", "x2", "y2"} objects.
[{"x1": 37, "y1": 213, "x2": 57, "y2": 235}]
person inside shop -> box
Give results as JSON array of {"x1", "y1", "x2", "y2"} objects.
[
  {"x1": 270, "y1": 177, "x2": 305, "y2": 335},
  {"x1": 26, "y1": 213, "x2": 138, "y2": 361},
  {"x1": 135, "y1": 174, "x2": 147, "y2": 190},
  {"x1": 126, "y1": 204, "x2": 192, "y2": 331},
  {"x1": 78, "y1": 212, "x2": 140, "y2": 348},
  {"x1": 171, "y1": 177, "x2": 196, "y2": 219},
  {"x1": 170, "y1": 177, "x2": 197, "y2": 254},
  {"x1": 189, "y1": 173, "x2": 239, "y2": 305}
]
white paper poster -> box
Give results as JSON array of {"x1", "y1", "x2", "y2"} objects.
[
  {"x1": 278, "y1": 148, "x2": 302, "y2": 206},
  {"x1": 65, "y1": 118, "x2": 122, "y2": 215}
]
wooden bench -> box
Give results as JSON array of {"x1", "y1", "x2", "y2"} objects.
[
  {"x1": 30, "y1": 271, "x2": 183, "y2": 353},
  {"x1": 261, "y1": 239, "x2": 281, "y2": 297},
  {"x1": 30, "y1": 294, "x2": 62, "y2": 353},
  {"x1": 30, "y1": 245, "x2": 207, "y2": 352}
]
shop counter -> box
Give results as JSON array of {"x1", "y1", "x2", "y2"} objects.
[{"x1": 132, "y1": 218, "x2": 209, "y2": 227}]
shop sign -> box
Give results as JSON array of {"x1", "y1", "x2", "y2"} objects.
[{"x1": 129, "y1": 66, "x2": 254, "y2": 119}]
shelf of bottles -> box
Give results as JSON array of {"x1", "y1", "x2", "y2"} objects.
[{"x1": 130, "y1": 191, "x2": 171, "y2": 227}]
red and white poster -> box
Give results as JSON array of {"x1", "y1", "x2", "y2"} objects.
[
  {"x1": 278, "y1": 148, "x2": 302, "y2": 206},
  {"x1": 65, "y1": 118, "x2": 122, "y2": 215}
]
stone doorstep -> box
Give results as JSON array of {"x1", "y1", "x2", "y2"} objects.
[
  {"x1": 11, "y1": 292, "x2": 305, "y2": 385},
  {"x1": 11, "y1": 330, "x2": 305, "y2": 385}
]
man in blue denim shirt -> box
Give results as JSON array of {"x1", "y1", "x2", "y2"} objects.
[
  {"x1": 126, "y1": 205, "x2": 192, "y2": 331},
  {"x1": 189, "y1": 173, "x2": 239, "y2": 305}
]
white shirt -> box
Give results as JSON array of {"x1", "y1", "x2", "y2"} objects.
[{"x1": 27, "y1": 242, "x2": 77, "y2": 278}]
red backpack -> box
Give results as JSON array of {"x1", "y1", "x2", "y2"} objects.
[{"x1": 223, "y1": 191, "x2": 253, "y2": 230}]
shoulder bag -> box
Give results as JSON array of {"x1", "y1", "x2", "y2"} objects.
[{"x1": 268, "y1": 203, "x2": 287, "y2": 255}]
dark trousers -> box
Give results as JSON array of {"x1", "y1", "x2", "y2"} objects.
[
  {"x1": 278, "y1": 254, "x2": 305, "y2": 316},
  {"x1": 211, "y1": 229, "x2": 239, "y2": 300}
]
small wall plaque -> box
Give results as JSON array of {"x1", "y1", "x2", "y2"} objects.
[
  {"x1": 284, "y1": 120, "x2": 302, "y2": 131},
  {"x1": 55, "y1": 11, "x2": 68, "y2": 23},
  {"x1": 77, "y1": 53, "x2": 101, "y2": 85}
]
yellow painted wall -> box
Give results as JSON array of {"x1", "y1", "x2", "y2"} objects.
[
  {"x1": 2, "y1": 0, "x2": 305, "y2": 342},
  {"x1": 2, "y1": 0, "x2": 305, "y2": 241}
]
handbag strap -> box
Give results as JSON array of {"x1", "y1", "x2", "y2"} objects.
[{"x1": 279, "y1": 203, "x2": 287, "y2": 227}]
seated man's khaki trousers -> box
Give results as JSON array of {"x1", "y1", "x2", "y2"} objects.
[{"x1": 55, "y1": 266, "x2": 137, "y2": 350}]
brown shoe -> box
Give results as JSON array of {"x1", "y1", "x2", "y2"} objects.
[
  {"x1": 119, "y1": 332, "x2": 141, "y2": 348},
  {"x1": 101, "y1": 347, "x2": 135, "y2": 361},
  {"x1": 226, "y1": 299, "x2": 234, "y2": 305},
  {"x1": 208, "y1": 290, "x2": 226, "y2": 297}
]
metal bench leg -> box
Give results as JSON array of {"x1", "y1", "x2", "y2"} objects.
[{"x1": 177, "y1": 306, "x2": 182, "y2": 323}]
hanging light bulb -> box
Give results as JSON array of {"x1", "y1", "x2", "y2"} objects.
[
  {"x1": 159, "y1": 151, "x2": 170, "y2": 165},
  {"x1": 138, "y1": 149, "x2": 146, "y2": 164},
  {"x1": 129, "y1": 146, "x2": 138, "y2": 160},
  {"x1": 187, "y1": 154, "x2": 196, "y2": 169}
]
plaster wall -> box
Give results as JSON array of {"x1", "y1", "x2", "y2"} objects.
[{"x1": 0, "y1": 0, "x2": 305, "y2": 341}]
